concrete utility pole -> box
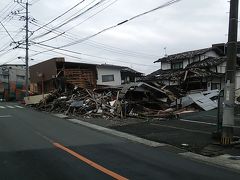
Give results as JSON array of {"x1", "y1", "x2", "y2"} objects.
[
  {"x1": 221, "y1": 0, "x2": 239, "y2": 145},
  {"x1": 14, "y1": 0, "x2": 29, "y2": 97},
  {"x1": 25, "y1": 0, "x2": 29, "y2": 97}
]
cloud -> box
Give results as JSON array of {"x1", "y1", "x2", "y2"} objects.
[{"x1": 0, "y1": 0, "x2": 234, "y2": 74}]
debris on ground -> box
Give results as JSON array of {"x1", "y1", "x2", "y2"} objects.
[
  {"x1": 29, "y1": 82, "x2": 221, "y2": 119},
  {"x1": 173, "y1": 89, "x2": 219, "y2": 111},
  {"x1": 30, "y1": 82, "x2": 184, "y2": 119}
]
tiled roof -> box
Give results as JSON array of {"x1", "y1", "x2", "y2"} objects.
[
  {"x1": 154, "y1": 48, "x2": 213, "y2": 63},
  {"x1": 186, "y1": 57, "x2": 226, "y2": 69},
  {"x1": 146, "y1": 68, "x2": 224, "y2": 81}
]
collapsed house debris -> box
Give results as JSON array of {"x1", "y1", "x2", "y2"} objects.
[
  {"x1": 32, "y1": 82, "x2": 188, "y2": 119},
  {"x1": 30, "y1": 79, "x2": 222, "y2": 120},
  {"x1": 179, "y1": 90, "x2": 219, "y2": 111}
]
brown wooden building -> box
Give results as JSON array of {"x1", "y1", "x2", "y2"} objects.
[{"x1": 30, "y1": 58, "x2": 97, "y2": 94}]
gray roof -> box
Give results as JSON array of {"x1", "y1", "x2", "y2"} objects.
[
  {"x1": 146, "y1": 68, "x2": 224, "y2": 81},
  {"x1": 154, "y1": 48, "x2": 214, "y2": 63},
  {"x1": 186, "y1": 57, "x2": 226, "y2": 69},
  {"x1": 98, "y1": 64, "x2": 143, "y2": 75}
]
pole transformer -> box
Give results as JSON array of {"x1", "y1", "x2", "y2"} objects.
[{"x1": 221, "y1": 0, "x2": 239, "y2": 145}]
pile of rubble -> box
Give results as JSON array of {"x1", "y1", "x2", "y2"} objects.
[
  {"x1": 33, "y1": 82, "x2": 185, "y2": 119},
  {"x1": 31, "y1": 82, "x2": 223, "y2": 119}
]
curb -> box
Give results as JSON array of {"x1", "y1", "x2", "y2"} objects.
[
  {"x1": 67, "y1": 118, "x2": 166, "y2": 147},
  {"x1": 52, "y1": 113, "x2": 240, "y2": 172},
  {"x1": 180, "y1": 152, "x2": 240, "y2": 172}
]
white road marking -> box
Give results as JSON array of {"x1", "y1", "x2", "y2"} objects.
[
  {"x1": 6, "y1": 105, "x2": 15, "y2": 109},
  {"x1": 150, "y1": 123, "x2": 211, "y2": 135},
  {"x1": 179, "y1": 119, "x2": 216, "y2": 126},
  {"x1": 200, "y1": 114, "x2": 217, "y2": 118},
  {"x1": 179, "y1": 118, "x2": 240, "y2": 129},
  {"x1": 0, "y1": 106, "x2": 6, "y2": 109},
  {"x1": 14, "y1": 105, "x2": 24, "y2": 109},
  {"x1": 0, "y1": 115, "x2": 12, "y2": 118}
]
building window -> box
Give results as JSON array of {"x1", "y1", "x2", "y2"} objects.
[
  {"x1": 171, "y1": 62, "x2": 183, "y2": 69},
  {"x1": 211, "y1": 83, "x2": 220, "y2": 90},
  {"x1": 102, "y1": 75, "x2": 114, "y2": 82},
  {"x1": 16, "y1": 75, "x2": 25, "y2": 80},
  {"x1": 0, "y1": 74, "x2": 9, "y2": 79}
]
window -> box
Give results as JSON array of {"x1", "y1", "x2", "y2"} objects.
[
  {"x1": 211, "y1": 83, "x2": 220, "y2": 90},
  {"x1": 102, "y1": 75, "x2": 114, "y2": 82},
  {"x1": 17, "y1": 75, "x2": 25, "y2": 80},
  {"x1": 171, "y1": 62, "x2": 183, "y2": 69},
  {"x1": 0, "y1": 74, "x2": 8, "y2": 79}
]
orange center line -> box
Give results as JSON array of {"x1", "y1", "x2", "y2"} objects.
[{"x1": 53, "y1": 142, "x2": 129, "y2": 180}]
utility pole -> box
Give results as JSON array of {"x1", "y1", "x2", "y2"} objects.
[
  {"x1": 14, "y1": 0, "x2": 29, "y2": 97},
  {"x1": 221, "y1": 0, "x2": 239, "y2": 145},
  {"x1": 25, "y1": 0, "x2": 29, "y2": 97}
]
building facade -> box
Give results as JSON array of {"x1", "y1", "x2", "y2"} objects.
[
  {"x1": 96, "y1": 64, "x2": 144, "y2": 86},
  {"x1": 30, "y1": 58, "x2": 144, "y2": 94},
  {"x1": 147, "y1": 43, "x2": 240, "y2": 92},
  {"x1": 30, "y1": 58, "x2": 97, "y2": 94},
  {"x1": 0, "y1": 64, "x2": 26, "y2": 100}
]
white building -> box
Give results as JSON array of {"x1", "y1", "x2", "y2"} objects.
[
  {"x1": 148, "y1": 45, "x2": 240, "y2": 91},
  {"x1": 96, "y1": 64, "x2": 144, "y2": 86}
]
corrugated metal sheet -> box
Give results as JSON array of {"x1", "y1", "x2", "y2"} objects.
[{"x1": 188, "y1": 93, "x2": 217, "y2": 111}]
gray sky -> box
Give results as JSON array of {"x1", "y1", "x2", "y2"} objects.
[{"x1": 0, "y1": 0, "x2": 232, "y2": 74}]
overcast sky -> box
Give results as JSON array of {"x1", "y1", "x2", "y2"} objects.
[{"x1": 0, "y1": 0, "x2": 233, "y2": 74}]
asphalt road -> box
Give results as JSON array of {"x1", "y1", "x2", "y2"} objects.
[{"x1": 0, "y1": 102, "x2": 240, "y2": 180}]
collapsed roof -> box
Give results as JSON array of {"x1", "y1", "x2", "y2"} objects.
[{"x1": 154, "y1": 47, "x2": 223, "y2": 63}]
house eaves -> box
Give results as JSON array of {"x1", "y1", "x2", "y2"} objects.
[
  {"x1": 186, "y1": 57, "x2": 226, "y2": 69},
  {"x1": 154, "y1": 47, "x2": 215, "y2": 63}
]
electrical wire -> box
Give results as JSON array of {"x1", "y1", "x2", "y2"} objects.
[
  {"x1": 31, "y1": 42, "x2": 159, "y2": 67},
  {"x1": 34, "y1": 0, "x2": 117, "y2": 44},
  {"x1": 30, "y1": 0, "x2": 182, "y2": 58},
  {"x1": 29, "y1": 20, "x2": 158, "y2": 58},
  {"x1": 0, "y1": 1, "x2": 13, "y2": 16},
  {"x1": 62, "y1": 0, "x2": 182, "y2": 48},
  {"x1": 0, "y1": 21, "x2": 15, "y2": 42},
  {"x1": 31, "y1": 0, "x2": 106, "y2": 41},
  {"x1": 31, "y1": 0, "x2": 86, "y2": 36}
]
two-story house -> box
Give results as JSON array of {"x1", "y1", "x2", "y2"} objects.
[{"x1": 146, "y1": 44, "x2": 240, "y2": 92}]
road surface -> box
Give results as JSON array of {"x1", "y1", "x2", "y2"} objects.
[{"x1": 0, "y1": 102, "x2": 240, "y2": 180}]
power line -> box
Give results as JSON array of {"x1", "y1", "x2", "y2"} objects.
[
  {"x1": 31, "y1": 42, "x2": 159, "y2": 67},
  {"x1": 11, "y1": 0, "x2": 87, "y2": 49},
  {"x1": 29, "y1": 21, "x2": 158, "y2": 58},
  {"x1": 58, "y1": 0, "x2": 118, "y2": 34},
  {"x1": 30, "y1": 46, "x2": 159, "y2": 69},
  {"x1": 31, "y1": 0, "x2": 106, "y2": 41},
  {"x1": 32, "y1": 0, "x2": 116, "y2": 43},
  {"x1": 31, "y1": 0, "x2": 86, "y2": 36},
  {"x1": 0, "y1": 21, "x2": 15, "y2": 42},
  {"x1": 0, "y1": 48, "x2": 14, "y2": 59},
  {"x1": 0, "y1": 1, "x2": 13, "y2": 16},
  {"x1": 0, "y1": 51, "x2": 21, "y2": 65},
  {"x1": 32, "y1": 0, "x2": 182, "y2": 54},
  {"x1": 62, "y1": 0, "x2": 182, "y2": 48}
]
